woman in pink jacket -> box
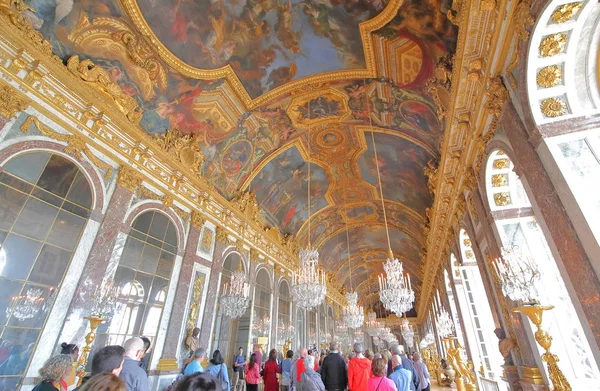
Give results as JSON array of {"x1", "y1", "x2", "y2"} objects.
[
  {"x1": 245, "y1": 353, "x2": 261, "y2": 391},
  {"x1": 367, "y1": 358, "x2": 397, "y2": 391}
]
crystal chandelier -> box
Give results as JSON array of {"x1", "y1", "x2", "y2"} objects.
[
  {"x1": 343, "y1": 292, "x2": 364, "y2": 329},
  {"x1": 6, "y1": 287, "x2": 47, "y2": 321},
  {"x1": 401, "y1": 317, "x2": 415, "y2": 348},
  {"x1": 378, "y1": 254, "x2": 415, "y2": 315},
  {"x1": 221, "y1": 270, "x2": 250, "y2": 318},
  {"x1": 278, "y1": 323, "x2": 295, "y2": 344},
  {"x1": 292, "y1": 103, "x2": 327, "y2": 310},
  {"x1": 79, "y1": 277, "x2": 120, "y2": 318},
  {"x1": 493, "y1": 245, "x2": 541, "y2": 304},
  {"x1": 365, "y1": 312, "x2": 381, "y2": 336},
  {"x1": 436, "y1": 307, "x2": 454, "y2": 338},
  {"x1": 291, "y1": 249, "x2": 327, "y2": 310}
]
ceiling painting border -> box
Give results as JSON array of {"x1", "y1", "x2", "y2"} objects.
[{"x1": 119, "y1": 0, "x2": 405, "y2": 110}]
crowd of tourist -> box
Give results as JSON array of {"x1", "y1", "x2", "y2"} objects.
[{"x1": 28, "y1": 339, "x2": 430, "y2": 391}]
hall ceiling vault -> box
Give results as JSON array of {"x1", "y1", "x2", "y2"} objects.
[{"x1": 0, "y1": 0, "x2": 527, "y2": 320}]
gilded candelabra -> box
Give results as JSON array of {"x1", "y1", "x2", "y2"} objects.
[
  {"x1": 513, "y1": 305, "x2": 571, "y2": 391},
  {"x1": 443, "y1": 337, "x2": 477, "y2": 391},
  {"x1": 76, "y1": 315, "x2": 105, "y2": 386}
]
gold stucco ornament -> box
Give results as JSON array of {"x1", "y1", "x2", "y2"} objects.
[
  {"x1": 537, "y1": 66, "x2": 562, "y2": 88},
  {"x1": 513, "y1": 305, "x2": 572, "y2": 391},
  {"x1": 551, "y1": 2, "x2": 583, "y2": 24},
  {"x1": 539, "y1": 33, "x2": 568, "y2": 57},
  {"x1": 541, "y1": 97, "x2": 567, "y2": 117}
]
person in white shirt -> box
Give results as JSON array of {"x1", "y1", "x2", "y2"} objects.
[{"x1": 412, "y1": 353, "x2": 430, "y2": 391}]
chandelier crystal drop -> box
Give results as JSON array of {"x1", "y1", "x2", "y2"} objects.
[
  {"x1": 6, "y1": 287, "x2": 48, "y2": 321},
  {"x1": 365, "y1": 312, "x2": 381, "y2": 336},
  {"x1": 291, "y1": 249, "x2": 327, "y2": 310},
  {"x1": 220, "y1": 270, "x2": 250, "y2": 319},
  {"x1": 343, "y1": 292, "x2": 364, "y2": 329},
  {"x1": 401, "y1": 317, "x2": 415, "y2": 348},
  {"x1": 493, "y1": 245, "x2": 541, "y2": 304},
  {"x1": 378, "y1": 254, "x2": 415, "y2": 315},
  {"x1": 436, "y1": 307, "x2": 455, "y2": 338}
]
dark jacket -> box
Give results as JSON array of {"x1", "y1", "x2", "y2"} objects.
[
  {"x1": 400, "y1": 356, "x2": 419, "y2": 391},
  {"x1": 320, "y1": 353, "x2": 347, "y2": 391}
]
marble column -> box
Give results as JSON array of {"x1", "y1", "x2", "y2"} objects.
[
  {"x1": 57, "y1": 180, "x2": 135, "y2": 346},
  {"x1": 155, "y1": 223, "x2": 202, "y2": 371},
  {"x1": 503, "y1": 100, "x2": 600, "y2": 352}
]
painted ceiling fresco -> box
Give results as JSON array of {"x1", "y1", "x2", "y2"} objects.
[
  {"x1": 23, "y1": 0, "x2": 458, "y2": 312},
  {"x1": 137, "y1": 0, "x2": 386, "y2": 98}
]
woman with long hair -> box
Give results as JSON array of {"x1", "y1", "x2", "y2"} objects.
[
  {"x1": 205, "y1": 350, "x2": 230, "y2": 391},
  {"x1": 262, "y1": 349, "x2": 281, "y2": 391},
  {"x1": 244, "y1": 353, "x2": 261, "y2": 391},
  {"x1": 32, "y1": 354, "x2": 73, "y2": 391}
]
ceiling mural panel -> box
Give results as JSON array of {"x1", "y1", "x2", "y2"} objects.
[
  {"x1": 249, "y1": 145, "x2": 329, "y2": 234},
  {"x1": 20, "y1": 0, "x2": 458, "y2": 312}
]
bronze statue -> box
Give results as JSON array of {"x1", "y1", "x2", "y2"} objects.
[{"x1": 494, "y1": 328, "x2": 515, "y2": 365}]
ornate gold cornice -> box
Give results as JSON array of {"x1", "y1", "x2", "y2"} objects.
[
  {"x1": 118, "y1": 0, "x2": 405, "y2": 109},
  {"x1": 0, "y1": 81, "x2": 29, "y2": 119}
]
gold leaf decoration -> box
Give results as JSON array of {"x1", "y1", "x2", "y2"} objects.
[
  {"x1": 551, "y1": 2, "x2": 583, "y2": 24},
  {"x1": 153, "y1": 127, "x2": 205, "y2": 177},
  {"x1": 66, "y1": 55, "x2": 143, "y2": 123},
  {"x1": 494, "y1": 192, "x2": 511, "y2": 206},
  {"x1": 541, "y1": 97, "x2": 567, "y2": 117},
  {"x1": 0, "y1": 83, "x2": 29, "y2": 119},
  {"x1": 491, "y1": 173, "x2": 508, "y2": 187},
  {"x1": 492, "y1": 158, "x2": 509, "y2": 170},
  {"x1": 191, "y1": 211, "x2": 206, "y2": 229},
  {"x1": 537, "y1": 66, "x2": 562, "y2": 88},
  {"x1": 231, "y1": 191, "x2": 262, "y2": 226},
  {"x1": 539, "y1": 33, "x2": 568, "y2": 57},
  {"x1": 117, "y1": 166, "x2": 143, "y2": 192}
]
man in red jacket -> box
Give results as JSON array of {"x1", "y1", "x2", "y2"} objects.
[{"x1": 348, "y1": 342, "x2": 372, "y2": 391}]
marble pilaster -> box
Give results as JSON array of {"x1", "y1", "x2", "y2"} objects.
[
  {"x1": 502, "y1": 100, "x2": 600, "y2": 352},
  {"x1": 199, "y1": 240, "x2": 225, "y2": 349}
]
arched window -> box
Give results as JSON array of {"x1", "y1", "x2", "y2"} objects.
[
  {"x1": 277, "y1": 280, "x2": 291, "y2": 346},
  {"x1": 443, "y1": 268, "x2": 465, "y2": 348},
  {"x1": 99, "y1": 210, "x2": 178, "y2": 363},
  {"x1": 252, "y1": 268, "x2": 272, "y2": 354},
  {"x1": 455, "y1": 231, "x2": 504, "y2": 378},
  {"x1": 486, "y1": 149, "x2": 600, "y2": 387},
  {"x1": 0, "y1": 152, "x2": 93, "y2": 388}
]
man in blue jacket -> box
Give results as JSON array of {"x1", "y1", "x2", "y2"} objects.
[{"x1": 391, "y1": 345, "x2": 419, "y2": 391}]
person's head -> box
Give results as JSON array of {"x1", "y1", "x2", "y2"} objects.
[
  {"x1": 304, "y1": 354, "x2": 315, "y2": 370},
  {"x1": 238, "y1": 347, "x2": 244, "y2": 355},
  {"x1": 494, "y1": 328, "x2": 506, "y2": 340},
  {"x1": 140, "y1": 337, "x2": 151, "y2": 356},
  {"x1": 60, "y1": 342, "x2": 79, "y2": 360},
  {"x1": 286, "y1": 350, "x2": 293, "y2": 359},
  {"x1": 348, "y1": 352, "x2": 356, "y2": 360},
  {"x1": 268, "y1": 349, "x2": 277, "y2": 361},
  {"x1": 194, "y1": 348, "x2": 207, "y2": 362},
  {"x1": 91, "y1": 345, "x2": 126, "y2": 377},
  {"x1": 299, "y1": 348, "x2": 308, "y2": 358},
  {"x1": 123, "y1": 337, "x2": 145, "y2": 361},
  {"x1": 39, "y1": 354, "x2": 73, "y2": 382},
  {"x1": 374, "y1": 353, "x2": 382, "y2": 360},
  {"x1": 249, "y1": 353, "x2": 257, "y2": 367},
  {"x1": 371, "y1": 358, "x2": 387, "y2": 377},
  {"x1": 192, "y1": 327, "x2": 201, "y2": 338},
  {"x1": 210, "y1": 350, "x2": 224, "y2": 365},
  {"x1": 175, "y1": 372, "x2": 221, "y2": 391},
  {"x1": 390, "y1": 344, "x2": 403, "y2": 356},
  {"x1": 352, "y1": 342, "x2": 363, "y2": 354},
  {"x1": 365, "y1": 349, "x2": 374, "y2": 360},
  {"x1": 78, "y1": 372, "x2": 126, "y2": 391},
  {"x1": 391, "y1": 354, "x2": 402, "y2": 369},
  {"x1": 329, "y1": 342, "x2": 338, "y2": 352},
  {"x1": 381, "y1": 349, "x2": 391, "y2": 362},
  {"x1": 413, "y1": 352, "x2": 421, "y2": 361}
]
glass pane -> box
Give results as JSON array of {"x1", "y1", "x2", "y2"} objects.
[
  {"x1": 65, "y1": 171, "x2": 92, "y2": 209},
  {"x1": 150, "y1": 277, "x2": 168, "y2": 303},
  {"x1": 7, "y1": 284, "x2": 55, "y2": 329},
  {"x1": 36, "y1": 154, "x2": 78, "y2": 198},
  {"x1": 156, "y1": 251, "x2": 174, "y2": 278},
  {"x1": 120, "y1": 237, "x2": 145, "y2": 269},
  {"x1": 0, "y1": 184, "x2": 28, "y2": 231},
  {"x1": 0, "y1": 234, "x2": 43, "y2": 280},
  {"x1": 165, "y1": 223, "x2": 177, "y2": 246},
  {"x1": 3, "y1": 152, "x2": 50, "y2": 185},
  {"x1": 31, "y1": 187, "x2": 63, "y2": 208},
  {"x1": 0, "y1": 279, "x2": 24, "y2": 326},
  {"x1": 148, "y1": 213, "x2": 168, "y2": 241},
  {"x1": 0, "y1": 327, "x2": 40, "y2": 375},
  {"x1": 28, "y1": 244, "x2": 71, "y2": 287},
  {"x1": 46, "y1": 211, "x2": 86, "y2": 251},
  {"x1": 12, "y1": 198, "x2": 59, "y2": 241},
  {"x1": 0, "y1": 172, "x2": 33, "y2": 194},
  {"x1": 132, "y1": 213, "x2": 152, "y2": 233},
  {"x1": 139, "y1": 244, "x2": 160, "y2": 274}
]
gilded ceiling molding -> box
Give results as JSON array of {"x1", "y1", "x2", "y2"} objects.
[
  {"x1": 151, "y1": 128, "x2": 206, "y2": 178},
  {"x1": 506, "y1": 0, "x2": 534, "y2": 87},
  {"x1": 417, "y1": 0, "x2": 519, "y2": 322},
  {"x1": 0, "y1": 5, "x2": 349, "y2": 307},
  {"x1": 0, "y1": 81, "x2": 29, "y2": 119},
  {"x1": 118, "y1": 0, "x2": 405, "y2": 109},
  {"x1": 117, "y1": 167, "x2": 143, "y2": 192},
  {"x1": 191, "y1": 211, "x2": 206, "y2": 230}
]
